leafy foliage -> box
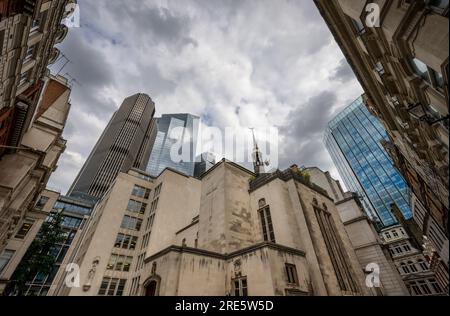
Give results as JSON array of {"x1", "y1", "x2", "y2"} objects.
[
  {"x1": 294, "y1": 169, "x2": 311, "y2": 184},
  {"x1": 6, "y1": 212, "x2": 66, "y2": 296}
]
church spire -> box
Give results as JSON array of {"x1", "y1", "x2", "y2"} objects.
[{"x1": 250, "y1": 128, "x2": 265, "y2": 175}]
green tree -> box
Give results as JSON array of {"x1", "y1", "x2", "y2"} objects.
[{"x1": 6, "y1": 211, "x2": 66, "y2": 296}]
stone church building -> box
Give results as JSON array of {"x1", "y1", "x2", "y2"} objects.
[{"x1": 54, "y1": 160, "x2": 373, "y2": 296}]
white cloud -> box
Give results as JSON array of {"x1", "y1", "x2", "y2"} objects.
[{"x1": 49, "y1": 0, "x2": 363, "y2": 194}]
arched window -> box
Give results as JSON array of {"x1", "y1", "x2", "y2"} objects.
[
  {"x1": 258, "y1": 198, "x2": 266, "y2": 208},
  {"x1": 143, "y1": 275, "x2": 161, "y2": 296},
  {"x1": 408, "y1": 261, "x2": 418, "y2": 273},
  {"x1": 259, "y1": 206, "x2": 276, "y2": 243},
  {"x1": 400, "y1": 262, "x2": 410, "y2": 274},
  {"x1": 145, "y1": 280, "x2": 158, "y2": 296},
  {"x1": 312, "y1": 198, "x2": 318, "y2": 206},
  {"x1": 182, "y1": 238, "x2": 187, "y2": 247},
  {"x1": 418, "y1": 259, "x2": 429, "y2": 271}
]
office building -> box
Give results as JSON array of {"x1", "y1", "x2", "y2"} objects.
[
  {"x1": 314, "y1": 0, "x2": 448, "y2": 238},
  {"x1": 68, "y1": 93, "x2": 157, "y2": 199},
  {"x1": 1, "y1": 191, "x2": 94, "y2": 296},
  {"x1": 146, "y1": 113, "x2": 199, "y2": 177},
  {"x1": 0, "y1": 189, "x2": 59, "y2": 294},
  {"x1": 53, "y1": 162, "x2": 372, "y2": 296},
  {"x1": 324, "y1": 97, "x2": 412, "y2": 227}
]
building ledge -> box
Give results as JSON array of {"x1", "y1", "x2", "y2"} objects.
[
  {"x1": 249, "y1": 169, "x2": 332, "y2": 200},
  {"x1": 144, "y1": 242, "x2": 306, "y2": 264},
  {"x1": 175, "y1": 218, "x2": 199, "y2": 235},
  {"x1": 343, "y1": 215, "x2": 369, "y2": 226}
]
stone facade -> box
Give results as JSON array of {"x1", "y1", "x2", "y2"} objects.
[
  {"x1": 314, "y1": 0, "x2": 449, "y2": 241},
  {"x1": 55, "y1": 161, "x2": 372, "y2": 296},
  {"x1": 1, "y1": 0, "x2": 73, "y2": 156},
  {"x1": 306, "y1": 166, "x2": 410, "y2": 296},
  {"x1": 0, "y1": 74, "x2": 70, "y2": 255}
]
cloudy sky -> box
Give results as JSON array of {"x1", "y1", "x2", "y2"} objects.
[{"x1": 48, "y1": 0, "x2": 363, "y2": 194}]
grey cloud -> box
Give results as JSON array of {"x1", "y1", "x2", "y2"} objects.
[
  {"x1": 282, "y1": 91, "x2": 337, "y2": 138},
  {"x1": 330, "y1": 58, "x2": 355, "y2": 83},
  {"x1": 279, "y1": 91, "x2": 338, "y2": 169},
  {"x1": 104, "y1": 0, "x2": 194, "y2": 50},
  {"x1": 48, "y1": 0, "x2": 354, "y2": 193},
  {"x1": 53, "y1": 30, "x2": 118, "y2": 118}
]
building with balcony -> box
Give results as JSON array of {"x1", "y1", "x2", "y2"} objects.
[
  {"x1": 1, "y1": 0, "x2": 73, "y2": 157},
  {"x1": 314, "y1": 0, "x2": 449, "y2": 244},
  {"x1": 0, "y1": 74, "x2": 71, "y2": 256},
  {"x1": 52, "y1": 162, "x2": 372, "y2": 296}
]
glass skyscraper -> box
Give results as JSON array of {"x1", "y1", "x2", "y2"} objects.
[
  {"x1": 146, "y1": 114, "x2": 200, "y2": 177},
  {"x1": 324, "y1": 97, "x2": 412, "y2": 227}
]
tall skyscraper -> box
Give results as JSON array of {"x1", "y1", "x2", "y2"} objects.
[
  {"x1": 68, "y1": 93, "x2": 157, "y2": 199},
  {"x1": 146, "y1": 113, "x2": 199, "y2": 177},
  {"x1": 324, "y1": 97, "x2": 412, "y2": 227}
]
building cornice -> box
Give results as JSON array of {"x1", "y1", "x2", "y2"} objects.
[
  {"x1": 343, "y1": 215, "x2": 369, "y2": 226},
  {"x1": 144, "y1": 242, "x2": 306, "y2": 264},
  {"x1": 249, "y1": 169, "x2": 333, "y2": 201},
  {"x1": 175, "y1": 219, "x2": 199, "y2": 235}
]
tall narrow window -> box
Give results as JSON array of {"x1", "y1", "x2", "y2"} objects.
[
  {"x1": 285, "y1": 264, "x2": 299, "y2": 285},
  {"x1": 259, "y1": 206, "x2": 275, "y2": 242},
  {"x1": 314, "y1": 204, "x2": 359, "y2": 293},
  {"x1": 233, "y1": 277, "x2": 248, "y2": 296}
]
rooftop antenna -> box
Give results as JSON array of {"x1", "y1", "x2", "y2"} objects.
[{"x1": 250, "y1": 128, "x2": 265, "y2": 175}]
